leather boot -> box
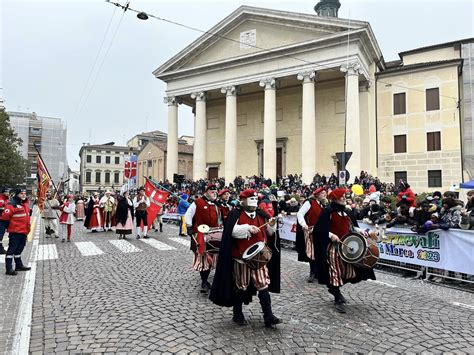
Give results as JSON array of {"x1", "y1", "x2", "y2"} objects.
[
  {"x1": 14, "y1": 257, "x2": 31, "y2": 271},
  {"x1": 200, "y1": 270, "x2": 211, "y2": 293},
  {"x1": 5, "y1": 256, "x2": 17, "y2": 275},
  {"x1": 232, "y1": 292, "x2": 248, "y2": 326},
  {"x1": 258, "y1": 289, "x2": 281, "y2": 328}
]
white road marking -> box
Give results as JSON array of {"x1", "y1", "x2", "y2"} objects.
[
  {"x1": 13, "y1": 212, "x2": 41, "y2": 354},
  {"x1": 452, "y1": 302, "x2": 474, "y2": 310},
  {"x1": 169, "y1": 237, "x2": 190, "y2": 247},
  {"x1": 139, "y1": 238, "x2": 176, "y2": 251},
  {"x1": 36, "y1": 244, "x2": 58, "y2": 261},
  {"x1": 369, "y1": 280, "x2": 398, "y2": 288},
  {"x1": 74, "y1": 241, "x2": 104, "y2": 256},
  {"x1": 109, "y1": 239, "x2": 141, "y2": 253}
]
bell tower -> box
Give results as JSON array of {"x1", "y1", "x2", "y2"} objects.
[{"x1": 314, "y1": 0, "x2": 341, "y2": 17}]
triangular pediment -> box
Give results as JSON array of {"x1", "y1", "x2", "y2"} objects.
[{"x1": 154, "y1": 6, "x2": 368, "y2": 77}]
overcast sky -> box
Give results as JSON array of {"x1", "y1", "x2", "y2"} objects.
[{"x1": 1, "y1": 0, "x2": 473, "y2": 170}]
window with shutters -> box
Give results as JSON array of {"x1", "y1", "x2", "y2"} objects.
[
  {"x1": 96, "y1": 156, "x2": 101, "y2": 164},
  {"x1": 394, "y1": 171, "x2": 407, "y2": 185},
  {"x1": 427, "y1": 132, "x2": 441, "y2": 151},
  {"x1": 114, "y1": 172, "x2": 120, "y2": 183},
  {"x1": 85, "y1": 171, "x2": 91, "y2": 183},
  {"x1": 428, "y1": 170, "x2": 442, "y2": 187},
  {"x1": 105, "y1": 172, "x2": 110, "y2": 183},
  {"x1": 394, "y1": 135, "x2": 407, "y2": 153},
  {"x1": 95, "y1": 172, "x2": 101, "y2": 183},
  {"x1": 86, "y1": 155, "x2": 92, "y2": 163},
  {"x1": 105, "y1": 156, "x2": 111, "y2": 164},
  {"x1": 426, "y1": 88, "x2": 440, "y2": 111},
  {"x1": 115, "y1": 157, "x2": 120, "y2": 164},
  {"x1": 393, "y1": 93, "x2": 406, "y2": 115}
]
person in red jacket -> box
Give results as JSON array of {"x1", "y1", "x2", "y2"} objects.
[
  {"x1": 397, "y1": 180, "x2": 417, "y2": 208},
  {"x1": 2, "y1": 188, "x2": 31, "y2": 275},
  {"x1": 0, "y1": 187, "x2": 11, "y2": 255}
]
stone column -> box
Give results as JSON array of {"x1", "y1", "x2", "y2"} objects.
[
  {"x1": 164, "y1": 96, "x2": 178, "y2": 182},
  {"x1": 340, "y1": 62, "x2": 362, "y2": 182},
  {"x1": 221, "y1": 85, "x2": 238, "y2": 185},
  {"x1": 297, "y1": 70, "x2": 318, "y2": 185},
  {"x1": 259, "y1": 78, "x2": 277, "y2": 182},
  {"x1": 191, "y1": 91, "x2": 207, "y2": 180}
]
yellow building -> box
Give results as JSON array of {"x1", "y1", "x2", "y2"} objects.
[
  {"x1": 136, "y1": 141, "x2": 193, "y2": 186},
  {"x1": 153, "y1": 2, "x2": 472, "y2": 191},
  {"x1": 377, "y1": 42, "x2": 466, "y2": 191}
]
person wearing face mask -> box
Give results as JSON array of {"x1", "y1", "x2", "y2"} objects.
[
  {"x1": 185, "y1": 184, "x2": 222, "y2": 293},
  {"x1": 210, "y1": 189, "x2": 281, "y2": 328},
  {"x1": 296, "y1": 187, "x2": 328, "y2": 283},
  {"x1": 312, "y1": 188, "x2": 376, "y2": 313},
  {"x1": 2, "y1": 188, "x2": 32, "y2": 275}
]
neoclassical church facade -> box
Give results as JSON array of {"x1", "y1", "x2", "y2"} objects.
[{"x1": 154, "y1": 0, "x2": 468, "y2": 191}]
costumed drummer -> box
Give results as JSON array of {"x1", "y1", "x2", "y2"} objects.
[
  {"x1": 296, "y1": 187, "x2": 327, "y2": 283},
  {"x1": 312, "y1": 188, "x2": 375, "y2": 313},
  {"x1": 185, "y1": 184, "x2": 222, "y2": 293},
  {"x1": 210, "y1": 189, "x2": 282, "y2": 328}
]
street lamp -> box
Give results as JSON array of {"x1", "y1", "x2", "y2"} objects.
[{"x1": 137, "y1": 12, "x2": 148, "y2": 20}]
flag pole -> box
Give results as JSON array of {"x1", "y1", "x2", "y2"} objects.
[
  {"x1": 145, "y1": 176, "x2": 186, "y2": 202},
  {"x1": 33, "y1": 143, "x2": 61, "y2": 199}
]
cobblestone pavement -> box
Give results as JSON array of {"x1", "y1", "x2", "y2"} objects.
[{"x1": 2, "y1": 219, "x2": 474, "y2": 354}]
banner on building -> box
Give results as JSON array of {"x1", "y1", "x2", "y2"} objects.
[
  {"x1": 124, "y1": 154, "x2": 137, "y2": 190},
  {"x1": 36, "y1": 155, "x2": 52, "y2": 212}
]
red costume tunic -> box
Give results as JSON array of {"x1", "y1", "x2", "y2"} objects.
[
  {"x1": 192, "y1": 198, "x2": 221, "y2": 233},
  {"x1": 329, "y1": 211, "x2": 351, "y2": 238},
  {"x1": 305, "y1": 200, "x2": 323, "y2": 227},
  {"x1": 232, "y1": 212, "x2": 267, "y2": 258}
]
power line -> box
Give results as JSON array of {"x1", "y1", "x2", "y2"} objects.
[
  {"x1": 105, "y1": 1, "x2": 461, "y2": 105},
  {"x1": 73, "y1": 4, "x2": 118, "y2": 120},
  {"x1": 78, "y1": 3, "x2": 128, "y2": 117}
]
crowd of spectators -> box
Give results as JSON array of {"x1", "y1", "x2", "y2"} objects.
[{"x1": 148, "y1": 171, "x2": 474, "y2": 231}]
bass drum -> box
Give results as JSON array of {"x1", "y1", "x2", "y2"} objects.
[
  {"x1": 338, "y1": 232, "x2": 379, "y2": 268},
  {"x1": 241, "y1": 241, "x2": 272, "y2": 270}
]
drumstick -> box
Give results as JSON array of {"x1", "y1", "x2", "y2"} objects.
[
  {"x1": 338, "y1": 240, "x2": 353, "y2": 251},
  {"x1": 258, "y1": 217, "x2": 277, "y2": 230}
]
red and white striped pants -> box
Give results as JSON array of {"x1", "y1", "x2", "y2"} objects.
[
  {"x1": 304, "y1": 228, "x2": 315, "y2": 260},
  {"x1": 327, "y1": 242, "x2": 355, "y2": 287},
  {"x1": 193, "y1": 252, "x2": 216, "y2": 272},
  {"x1": 233, "y1": 261, "x2": 270, "y2": 291}
]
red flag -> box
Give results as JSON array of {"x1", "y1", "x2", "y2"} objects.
[
  {"x1": 36, "y1": 155, "x2": 52, "y2": 212},
  {"x1": 144, "y1": 178, "x2": 169, "y2": 226}
]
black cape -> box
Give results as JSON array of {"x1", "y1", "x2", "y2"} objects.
[
  {"x1": 83, "y1": 198, "x2": 94, "y2": 229},
  {"x1": 209, "y1": 208, "x2": 281, "y2": 307},
  {"x1": 115, "y1": 197, "x2": 134, "y2": 225},
  {"x1": 312, "y1": 204, "x2": 376, "y2": 285}
]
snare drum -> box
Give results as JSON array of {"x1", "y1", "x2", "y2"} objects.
[
  {"x1": 197, "y1": 224, "x2": 223, "y2": 254},
  {"x1": 205, "y1": 228, "x2": 223, "y2": 254},
  {"x1": 241, "y1": 241, "x2": 272, "y2": 270},
  {"x1": 338, "y1": 232, "x2": 379, "y2": 268}
]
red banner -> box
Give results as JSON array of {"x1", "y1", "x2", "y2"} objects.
[
  {"x1": 36, "y1": 155, "x2": 52, "y2": 212},
  {"x1": 144, "y1": 178, "x2": 169, "y2": 226}
]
